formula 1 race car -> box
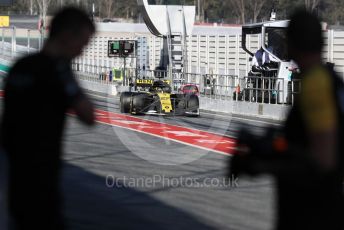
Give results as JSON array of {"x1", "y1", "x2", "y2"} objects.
[{"x1": 120, "y1": 79, "x2": 200, "y2": 116}]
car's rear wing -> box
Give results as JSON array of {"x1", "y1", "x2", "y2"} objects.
[
  {"x1": 136, "y1": 79, "x2": 154, "y2": 87},
  {"x1": 135, "y1": 79, "x2": 171, "y2": 88}
]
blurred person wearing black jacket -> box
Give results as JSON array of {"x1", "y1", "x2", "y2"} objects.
[
  {"x1": 229, "y1": 10, "x2": 344, "y2": 230},
  {"x1": 1, "y1": 7, "x2": 95, "y2": 230}
]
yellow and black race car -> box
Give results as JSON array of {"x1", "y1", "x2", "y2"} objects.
[{"x1": 120, "y1": 79, "x2": 200, "y2": 116}]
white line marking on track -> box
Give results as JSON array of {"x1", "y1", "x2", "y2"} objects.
[
  {"x1": 164, "y1": 131, "x2": 207, "y2": 137},
  {"x1": 123, "y1": 112, "x2": 235, "y2": 139}
]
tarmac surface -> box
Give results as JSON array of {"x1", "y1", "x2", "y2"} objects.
[{"x1": 0, "y1": 89, "x2": 280, "y2": 230}]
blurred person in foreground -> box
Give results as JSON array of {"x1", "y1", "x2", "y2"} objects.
[
  {"x1": 229, "y1": 9, "x2": 344, "y2": 230},
  {"x1": 1, "y1": 7, "x2": 95, "y2": 230}
]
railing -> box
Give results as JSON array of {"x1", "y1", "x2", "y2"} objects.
[
  {"x1": 72, "y1": 62, "x2": 300, "y2": 105},
  {"x1": 234, "y1": 76, "x2": 283, "y2": 104},
  {"x1": 289, "y1": 79, "x2": 302, "y2": 104},
  {"x1": 0, "y1": 27, "x2": 43, "y2": 59}
]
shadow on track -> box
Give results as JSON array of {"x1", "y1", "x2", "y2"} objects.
[{"x1": 63, "y1": 163, "x2": 216, "y2": 230}]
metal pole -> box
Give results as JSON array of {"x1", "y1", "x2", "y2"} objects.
[
  {"x1": 30, "y1": 0, "x2": 33, "y2": 15},
  {"x1": 123, "y1": 56, "x2": 126, "y2": 86},
  {"x1": 92, "y1": 3, "x2": 95, "y2": 22},
  {"x1": 12, "y1": 26, "x2": 16, "y2": 57},
  {"x1": 2, "y1": 29, "x2": 4, "y2": 53},
  {"x1": 27, "y1": 30, "x2": 31, "y2": 54},
  {"x1": 262, "y1": 78, "x2": 265, "y2": 103},
  {"x1": 39, "y1": 23, "x2": 44, "y2": 50},
  {"x1": 41, "y1": 28, "x2": 45, "y2": 50},
  {"x1": 197, "y1": 0, "x2": 200, "y2": 21}
]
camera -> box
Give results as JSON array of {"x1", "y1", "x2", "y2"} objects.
[{"x1": 228, "y1": 127, "x2": 286, "y2": 177}]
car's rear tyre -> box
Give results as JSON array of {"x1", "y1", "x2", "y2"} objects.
[
  {"x1": 187, "y1": 94, "x2": 199, "y2": 109},
  {"x1": 120, "y1": 92, "x2": 132, "y2": 113},
  {"x1": 186, "y1": 94, "x2": 200, "y2": 116}
]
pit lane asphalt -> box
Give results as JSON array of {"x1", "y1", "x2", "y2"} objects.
[{"x1": 0, "y1": 88, "x2": 278, "y2": 230}]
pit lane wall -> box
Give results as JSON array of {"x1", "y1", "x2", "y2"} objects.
[
  {"x1": 76, "y1": 74, "x2": 290, "y2": 121},
  {"x1": 199, "y1": 96, "x2": 290, "y2": 121}
]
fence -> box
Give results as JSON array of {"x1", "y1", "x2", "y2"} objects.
[
  {"x1": 0, "y1": 27, "x2": 43, "y2": 60},
  {"x1": 71, "y1": 60, "x2": 302, "y2": 105}
]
